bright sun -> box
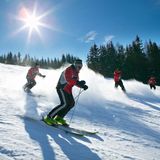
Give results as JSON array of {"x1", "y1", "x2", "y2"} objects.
[
  {"x1": 24, "y1": 13, "x2": 40, "y2": 30},
  {"x1": 15, "y1": 5, "x2": 53, "y2": 42}
]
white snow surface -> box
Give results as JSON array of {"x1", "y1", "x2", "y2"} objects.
[{"x1": 0, "y1": 63, "x2": 160, "y2": 160}]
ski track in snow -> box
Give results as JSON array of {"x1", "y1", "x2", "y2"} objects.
[{"x1": 0, "y1": 63, "x2": 160, "y2": 160}]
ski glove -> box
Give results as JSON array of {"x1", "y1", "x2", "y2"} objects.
[
  {"x1": 82, "y1": 85, "x2": 88, "y2": 90},
  {"x1": 42, "y1": 75, "x2": 46, "y2": 78},
  {"x1": 77, "y1": 80, "x2": 86, "y2": 87}
]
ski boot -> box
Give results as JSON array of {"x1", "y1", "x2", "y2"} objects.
[
  {"x1": 43, "y1": 116, "x2": 58, "y2": 126},
  {"x1": 23, "y1": 85, "x2": 31, "y2": 93},
  {"x1": 54, "y1": 115, "x2": 69, "y2": 127}
]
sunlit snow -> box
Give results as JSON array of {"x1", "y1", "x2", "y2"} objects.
[{"x1": 0, "y1": 63, "x2": 160, "y2": 160}]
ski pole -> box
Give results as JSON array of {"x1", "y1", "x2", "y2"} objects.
[{"x1": 69, "y1": 89, "x2": 84, "y2": 125}]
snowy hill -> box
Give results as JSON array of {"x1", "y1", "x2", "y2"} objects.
[{"x1": 0, "y1": 63, "x2": 160, "y2": 160}]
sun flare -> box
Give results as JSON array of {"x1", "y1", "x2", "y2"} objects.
[
  {"x1": 24, "y1": 13, "x2": 40, "y2": 30},
  {"x1": 15, "y1": 5, "x2": 53, "y2": 42}
]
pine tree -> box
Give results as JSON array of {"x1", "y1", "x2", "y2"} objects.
[
  {"x1": 87, "y1": 44, "x2": 99, "y2": 72},
  {"x1": 105, "y1": 41, "x2": 117, "y2": 77},
  {"x1": 6, "y1": 52, "x2": 13, "y2": 64},
  {"x1": 17, "y1": 52, "x2": 21, "y2": 65},
  {"x1": 124, "y1": 36, "x2": 148, "y2": 82},
  {"x1": 98, "y1": 45, "x2": 107, "y2": 75},
  {"x1": 146, "y1": 40, "x2": 160, "y2": 85}
]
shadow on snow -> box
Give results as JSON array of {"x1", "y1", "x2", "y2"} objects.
[{"x1": 22, "y1": 93, "x2": 101, "y2": 160}]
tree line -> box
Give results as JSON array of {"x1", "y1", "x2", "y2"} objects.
[
  {"x1": 87, "y1": 35, "x2": 160, "y2": 85},
  {"x1": 0, "y1": 53, "x2": 78, "y2": 69},
  {"x1": 0, "y1": 35, "x2": 160, "y2": 85}
]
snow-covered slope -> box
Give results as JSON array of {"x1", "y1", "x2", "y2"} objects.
[{"x1": 0, "y1": 63, "x2": 160, "y2": 160}]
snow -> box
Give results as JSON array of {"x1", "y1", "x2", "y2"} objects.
[{"x1": 0, "y1": 63, "x2": 160, "y2": 160}]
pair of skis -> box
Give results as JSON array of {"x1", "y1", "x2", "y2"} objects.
[
  {"x1": 19, "y1": 115, "x2": 97, "y2": 137},
  {"x1": 42, "y1": 119, "x2": 98, "y2": 137},
  {"x1": 49, "y1": 124, "x2": 98, "y2": 136}
]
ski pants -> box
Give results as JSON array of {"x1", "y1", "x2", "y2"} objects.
[
  {"x1": 25, "y1": 77, "x2": 36, "y2": 89},
  {"x1": 115, "y1": 79, "x2": 126, "y2": 92},
  {"x1": 149, "y1": 84, "x2": 156, "y2": 90},
  {"x1": 48, "y1": 88, "x2": 75, "y2": 118}
]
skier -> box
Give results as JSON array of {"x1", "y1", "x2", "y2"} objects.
[
  {"x1": 114, "y1": 68, "x2": 126, "y2": 92},
  {"x1": 44, "y1": 59, "x2": 88, "y2": 126},
  {"x1": 23, "y1": 63, "x2": 46, "y2": 92},
  {"x1": 148, "y1": 76, "x2": 156, "y2": 90}
]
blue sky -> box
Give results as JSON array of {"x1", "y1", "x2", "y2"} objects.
[{"x1": 0, "y1": 0, "x2": 160, "y2": 60}]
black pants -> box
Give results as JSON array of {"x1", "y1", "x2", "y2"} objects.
[
  {"x1": 24, "y1": 78, "x2": 36, "y2": 89},
  {"x1": 48, "y1": 88, "x2": 75, "y2": 118},
  {"x1": 115, "y1": 79, "x2": 126, "y2": 92},
  {"x1": 149, "y1": 84, "x2": 156, "y2": 90}
]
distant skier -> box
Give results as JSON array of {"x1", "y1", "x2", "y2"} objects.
[
  {"x1": 44, "y1": 59, "x2": 88, "y2": 126},
  {"x1": 148, "y1": 76, "x2": 156, "y2": 90},
  {"x1": 23, "y1": 63, "x2": 46, "y2": 92},
  {"x1": 114, "y1": 68, "x2": 126, "y2": 92}
]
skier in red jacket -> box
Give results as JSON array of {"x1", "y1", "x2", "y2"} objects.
[
  {"x1": 114, "y1": 68, "x2": 126, "y2": 92},
  {"x1": 44, "y1": 59, "x2": 88, "y2": 126},
  {"x1": 23, "y1": 63, "x2": 46, "y2": 92},
  {"x1": 148, "y1": 76, "x2": 156, "y2": 90}
]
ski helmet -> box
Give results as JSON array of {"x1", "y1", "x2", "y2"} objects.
[{"x1": 74, "y1": 59, "x2": 83, "y2": 70}]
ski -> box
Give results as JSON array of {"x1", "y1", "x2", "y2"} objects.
[
  {"x1": 19, "y1": 115, "x2": 97, "y2": 137},
  {"x1": 41, "y1": 118, "x2": 98, "y2": 136},
  {"x1": 42, "y1": 119, "x2": 97, "y2": 136},
  {"x1": 28, "y1": 93, "x2": 45, "y2": 98},
  {"x1": 63, "y1": 126, "x2": 98, "y2": 135},
  {"x1": 41, "y1": 118, "x2": 84, "y2": 136},
  {"x1": 19, "y1": 116, "x2": 84, "y2": 136},
  {"x1": 52, "y1": 125, "x2": 85, "y2": 136}
]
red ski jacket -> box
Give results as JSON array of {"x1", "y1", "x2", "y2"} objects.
[
  {"x1": 148, "y1": 77, "x2": 156, "y2": 85},
  {"x1": 114, "y1": 70, "x2": 122, "y2": 82},
  {"x1": 27, "y1": 67, "x2": 40, "y2": 80},
  {"x1": 57, "y1": 65, "x2": 79, "y2": 94}
]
